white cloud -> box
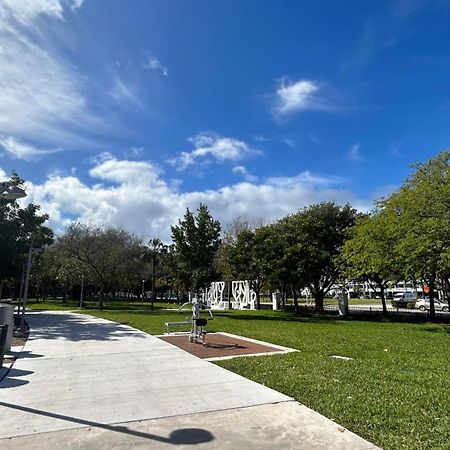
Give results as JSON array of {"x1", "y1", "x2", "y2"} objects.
[
  {"x1": 0, "y1": 0, "x2": 66, "y2": 23},
  {"x1": 89, "y1": 157, "x2": 162, "y2": 186},
  {"x1": 0, "y1": 136, "x2": 62, "y2": 160},
  {"x1": 232, "y1": 166, "x2": 257, "y2": 183},
  {"x1": 12, "y1": 157, "x2": 369, "y2": 241},
  {"x1": 142, "y1": 55, "x2": 168, "y2": 77},
  {"x1": 272, "y1": 78, "x2": 336, "y2": 119},
  {"x1": 172, "y1": 132, "x2": 260, "y2": 171},
  {"x1": 347, "y1": 143, "x2": 364, "y2": 162}
]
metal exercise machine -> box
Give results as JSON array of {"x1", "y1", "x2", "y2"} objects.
[{"x1": 178, "y1": 296, "x2": 213, "y2": 345}]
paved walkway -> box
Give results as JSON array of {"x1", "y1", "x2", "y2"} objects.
[{"x1": 0, "y1": 311, "x2": 379, "y2": 449}]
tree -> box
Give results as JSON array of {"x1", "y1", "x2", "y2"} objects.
[
  {"x1": 281, "y1": 203, "x2": 358, "y2": 311},
  {"x1": 380, "y1": 150, "x2": 450, "y2": 318},
  {"x1": 57, "y1": 224, "x2": 143, "y2": 309},
  {"x1": 0, "y1": 172, "x2": 53, "y2": 298},
  {"x1": 228, "y1": 228, "x2": 269, "y2": 310},
  {"x1": 263, "y1": 218, "x2": 309, "y2": 313},
  {"x1": 171, "y1": 204, "x2": 221, "y2": 293},
  {"x1": 145, "y1": 238, "x2": 167, "y2": 309},
  {"x1": 343, "y1": 211, "x2": 403, "y2": 315}
]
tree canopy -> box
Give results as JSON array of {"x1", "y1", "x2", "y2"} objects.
[{"x1": 171, "y1": 204, "x2": 221, "y2": 293}]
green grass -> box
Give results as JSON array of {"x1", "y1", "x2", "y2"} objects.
[{"x1": 27, "y1": 298, "x2": 450, "y2": 450}]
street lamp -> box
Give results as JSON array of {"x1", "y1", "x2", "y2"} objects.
[
  {"x1": 20, "y1": 245, "x2": 42, "y2": 329},
  {"x1": 0, "y1": 184, "x2": 27, "y2": 200},
  {"x1": 141, "y1": 279, "x2": 145, "y2": 307}
]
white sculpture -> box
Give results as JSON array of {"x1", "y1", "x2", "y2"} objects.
[
  {"x1": 203, "y1": 281, "x2": 226, "y2": 309},
  {"x1": 232, "y1": 280, "x2": 256, "y2": 310}
]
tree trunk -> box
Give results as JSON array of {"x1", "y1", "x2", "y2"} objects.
[
  {"x1": 378, "y1": 282, "x2": 388, "y2": 316},
  {"x1": 442, "y1": 276, "x2": 450, "y2": 310},
  {"x1": 99, "y1": 287, "x2": 104, "y2": 310},
  {"x1": 428, "y1": 278, "x2": 436, "y2": 319},
  {"x1": 315, "y1": 291, "x2": 325, "y2": 312},
  {"x1": 255, "y1": 288, "x2": 261, "y2": 310},
  {"x1": 292, "y1": 288, "x2": 300, "y2": 313}
]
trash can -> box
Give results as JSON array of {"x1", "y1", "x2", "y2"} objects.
[
  {"x1": 0, "y1": 324, "x2": 8, "y2": 367},
  {"x1": 272, "y1": 292, "x2": 281, "y2": 310},
  {"x1": 0, "y1": 304, "x2": 14, "y2": 352}
]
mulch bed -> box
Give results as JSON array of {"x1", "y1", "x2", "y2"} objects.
[{"x1": 159, "y1": 332, "x2": 283, "y2": 359}]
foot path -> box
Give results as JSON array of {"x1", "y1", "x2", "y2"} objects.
[{"x1": 0, "y1": 311, "x2": 379, "y2": 449}]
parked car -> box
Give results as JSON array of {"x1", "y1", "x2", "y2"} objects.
[
  {"x1": 391, "y1": 292, "x2": 417, "y2": 308},
  {"x1": 415, "y1": 299, "x2": 449, "y2": 312},
  {"x1": 393, "y1": 292, "x2": 417, "y2": 301}
]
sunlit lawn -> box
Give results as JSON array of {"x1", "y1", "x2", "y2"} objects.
[{"x1": 26, "y1": 298, "x2": 450, "y2": 450}]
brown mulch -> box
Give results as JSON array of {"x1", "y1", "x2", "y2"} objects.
[{"x1": 159, "y1": 332, "x2": 283, "y2": 359}]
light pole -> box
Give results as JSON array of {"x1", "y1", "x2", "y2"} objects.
[
  {"x1": 20, "y1": 244, "x2": 42, "y2": 329},
  {"x1": 80, "y1": 275, "x2": 85, "y2": 308},
  {"x1": 141, "y1": 279, "x2": 145, "y2": 307}
]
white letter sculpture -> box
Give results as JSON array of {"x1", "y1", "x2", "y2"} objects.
[{"x1": 232, "y1": 281, "x2": 256, "y2": 310}]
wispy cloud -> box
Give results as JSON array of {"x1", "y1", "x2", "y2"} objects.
[
  {"x1": 0, "y1": 0, "x2": 107, "y2": 153},
  {"x1": 232, "y1": 165, "x2": 257, "y2": 182},
  {"x1": 142, "y1": 54, "x2": 168, "y2": 77},
  {"x1": 0, "y1": 137, "x2": 62, "y2": 160},
  {"x1": 343, "y1": 20, "x2": 397, "y2": 69},
  {"x1": 393, "y1": 0, "x2": 447, "y2": 16},
  {"x1": 272, "y1": 78, "x2": 337, "y2": 119},
  {"x1": 347, "y1": 143, "x2": 364, "y2": 162},
  {"x1": 171, "y1": 132, "x2": 261, "y2": 171}
]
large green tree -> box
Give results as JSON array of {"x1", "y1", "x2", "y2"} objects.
[
  {"x1": 171, "y1": 204, "x2": 221, "y2": 293},
  {"x1": 380, "y1": 150, "x2": 450, "y2": 318},
  {"x1": 228, "y1": 228, "x2": 269, "y2": 310},
  {"x1": 284, "y1": 202, "x2": 358, "y2": 311},
  {"x1": 343, "y1": 211, "x2": 403, "y2": 315}
]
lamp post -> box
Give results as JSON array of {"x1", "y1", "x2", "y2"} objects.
[
  {"x1": 20, "y1": 245, "x2": 42, "y2": 329},
  {"x1": 80, "y1": 275, "x2": 85, "y2": 308},
  {"x1": 141, "y1": 279, "x2": 145, "y2": 307}
]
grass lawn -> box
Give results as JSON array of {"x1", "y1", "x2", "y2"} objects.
[{"x1": 25, "y1": 298, "x2": 450, "y2": 450}]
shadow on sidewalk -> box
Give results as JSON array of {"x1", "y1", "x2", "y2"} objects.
[
  {"x1": 26, "y1": 312, "x2": 148, "y2": 342},
  {"x1": 0, "y1": 401, "x2": 215, "y2": 445},
  {"x1": 0, "y1": 368, "x2": 33, "y2": 388}
]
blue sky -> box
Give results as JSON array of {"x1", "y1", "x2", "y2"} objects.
[{"x1": 1, "y1": 0, "x2": 449, "y2": 239}]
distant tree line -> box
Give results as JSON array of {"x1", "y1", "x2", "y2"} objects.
[{"x1": 1, "y1": 151, "x2": 449, "y2": 317}]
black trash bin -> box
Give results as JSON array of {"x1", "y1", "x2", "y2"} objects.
[{"x1": 0, "y1": 323, "x2": 8, "y2": 367}]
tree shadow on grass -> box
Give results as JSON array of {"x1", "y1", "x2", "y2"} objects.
[{"x1": 213, "y1": 309, "x2": 450, "y2": 327}]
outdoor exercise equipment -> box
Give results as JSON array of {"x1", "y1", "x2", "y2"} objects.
[{"x1": 177, "y1": 296, "x2": 213, "y2": 345}]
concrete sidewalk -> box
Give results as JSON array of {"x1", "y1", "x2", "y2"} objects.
[{"x1": 0, "y1": 311, "x2": 379, "y2": 449}]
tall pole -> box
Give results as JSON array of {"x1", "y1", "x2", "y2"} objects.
[
  {"x1": 17, "y1": 264, "x2": 26, "y2": 315},
  {"x1": 20, "y1": 242, "x2": 34, "y2": 329},
  {"x1": 80, "y1": 275, "x2": 84, "y2": 308},
  {"x1": 141, "y1": 279, "x2": 145, "y2": 307},
  {"x1": 151, "y1": 257, "x2": 156, "y2": 310}
]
